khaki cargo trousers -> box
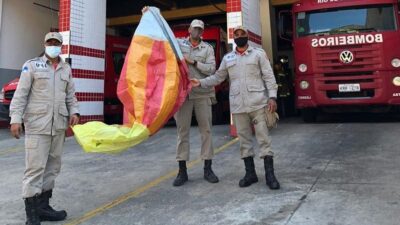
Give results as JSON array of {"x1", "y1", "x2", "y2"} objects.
[
  {"x1": 174, "y1": 98, "x2": 214, "y2": 161},
  {"x1": 232, "y1": 108, "x2": 274, "y2": 159},
  {"x1": 22, "y1": 133, "x2": 65, "y2": 198}
]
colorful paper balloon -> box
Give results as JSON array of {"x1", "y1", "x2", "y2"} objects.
[{"x1": 72, "y1": 7, "x2": 190, "y2": 153}]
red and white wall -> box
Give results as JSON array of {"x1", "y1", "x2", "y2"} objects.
[
  {"x1": 227, "y1": 0, "x2": 262, "y2": 48},
  {"x1": 59, "y1": 0, "x2": 106, "y2": 123}
]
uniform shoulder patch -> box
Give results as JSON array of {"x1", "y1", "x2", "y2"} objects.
[
  {"x1": 180, "y1": 39, "x2": 190, "y2": 46},
  {"x1": 224, "y1": 51, "x2": 236, "y2": 59},
  {"x1": 23, "y1": 57, "x2": 43, "y2": 72},
  {"x1": 22, "y1": 66, "x2": 29, "y2": 73},
  {"x1": 21, "y1": 59, "x2": 37, "y2": 73}
]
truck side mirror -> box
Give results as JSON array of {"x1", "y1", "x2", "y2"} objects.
[{"x1": 278, "y1": 10, "x2": 293, "y2": 42}]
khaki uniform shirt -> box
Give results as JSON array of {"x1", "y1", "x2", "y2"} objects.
[
  {"x1": 177, "y1": 38, "x2": 216, "y2": 99},
  {"x1": 10, "y1": 55, "x2": 79, "y2": 135},
  {"x1": 200, "y1": 46, "x2": 278, "y2": 114}
]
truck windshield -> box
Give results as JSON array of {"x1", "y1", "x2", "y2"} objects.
[{"x1": 296, "y1": 4, "x2": 396, "y2": 37}]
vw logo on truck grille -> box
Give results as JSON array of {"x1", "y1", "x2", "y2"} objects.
[{"x1": 339, "y1": 50, "x2": 354, "y2": 64}]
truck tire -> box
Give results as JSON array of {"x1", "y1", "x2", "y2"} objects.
[{"x1": 301, "y1": 108, "x2": 317, "y2": 123}]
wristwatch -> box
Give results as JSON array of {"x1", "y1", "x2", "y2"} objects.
[{"x1": 269, "y1": 97, "x2": 277, "y2": 100}]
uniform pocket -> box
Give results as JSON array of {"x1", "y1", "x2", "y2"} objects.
[
  {"x1": 229, "y1": 85, "x2": 241, "y2": 111},
  {"x1": 246, "y1": 62, "x2": 260, "y2": 78},
  {"x1": 229, "y1": 85, "x2": 240, "y2": 96},
  {"x1": 33, "y1": 72, "x2": 50, "y2": 90},
  {"x1": 55, "y1": 105, "x2": 69, "y2": 131},
  {"x1": 59, "y1": 73, "x2": 69, "y2": 91},
  {"x1": 194, "y1": 55, "x2": 206, "y2": 63},
  {"x1": 247, "y1": 84, "x2": 267, "y2": 106},
  {"x1": 247, "y1": 84, "x2": 265, "y2": 92},
  {"x1": 25, "y1": 137, "x2": 39, "y2": 149},
  {"x1": 25, "y1": 103, "x2": 48, "y2": 114},
  {"x1": 23, "y1": 104, "x2": 48, "y2": 132},
  {"x1": 226, "y1": 60, "x2": 236, "y2": 68}
]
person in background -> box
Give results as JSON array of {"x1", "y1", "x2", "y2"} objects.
[
  {"x1": 173, "y1": 19, "x2": 219, "y2": 187},
  {"x1": 191, "y1": 26, "x2": 281, "y2": 190}
]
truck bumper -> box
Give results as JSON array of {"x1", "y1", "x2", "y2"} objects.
[
  {"x1": 0, "y1": 103, "x2": 10, "y2": 120},
  {"x1": 296, "y1": 72, "x2": 400, "y2": 110}
]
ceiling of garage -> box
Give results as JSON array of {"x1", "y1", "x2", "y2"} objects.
[
  {"x1": 106, "y1": 0, "x2": 225, "y2": 18},
  {"x1": 106, "y1": 0, "x2": 226, "y2": 36}
]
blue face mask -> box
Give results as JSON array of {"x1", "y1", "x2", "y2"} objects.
[{"x1": 45, "y1": 46, "x2": 62, "y2": 58}]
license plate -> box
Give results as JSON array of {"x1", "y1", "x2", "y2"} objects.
[{"x1": 338, "y1": 84, "x2": 360, "y2": 92}]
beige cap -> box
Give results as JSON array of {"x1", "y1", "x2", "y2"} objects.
[
  {"x1": 190, "y1": 19, "x2": 204, "y2": 29},
  {"x1": 233, "y1": 25, "x2": 248, "y2": 34},
  {"x1": 44, "y1": 32, "x2": 63, "y2": 43}
]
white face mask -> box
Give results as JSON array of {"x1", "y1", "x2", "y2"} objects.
[{"x1": 45, "y1": 46, "x2": 62, "y2": 58}]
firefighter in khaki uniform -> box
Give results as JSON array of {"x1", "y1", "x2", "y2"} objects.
[
  {"x1": 10, "y1": 32, "x2": 79, "y2": 225},
  {"x1": 173, "y1": 19, "x2": 219, "y2": 186},
  {"x1": 191, "y1": 26, "x2": 281, "y2": 190}
]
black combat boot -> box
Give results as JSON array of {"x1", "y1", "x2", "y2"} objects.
[
  {"x1": 173, "y1": 161, "x2": 188, "y2": 186},
  {"x1": 24, "y1": 196, "x2": 41, "y2": 225},
  {"x1": 38, "y1": 190, "x2": 67, "y2": 221},
  {"x1": 264, "y1": 156, "x2": 280, "y2": 189},
  {"x1": 204, "y1": 160, "x2": 219, "y2": 183},
  {"x1": 239, "y1": 157, "x2": 258, "y2": 187}
]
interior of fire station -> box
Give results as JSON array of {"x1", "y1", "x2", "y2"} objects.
[
  {"x1": 103, "y1": 0, "x2": 299, "y2": 124},
  {"x1": 0, "y1": 0, "x2": 300, "y2": 127},
  {"x1": 105, "y1": 0, "x2": 230, "y2": 125}
]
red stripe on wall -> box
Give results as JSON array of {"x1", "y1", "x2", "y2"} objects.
[
  {"x1": 72, "y1": 69, "x2": 104, "y2": 79},
  {"x1": 75, "y1": 93, "x2": 104, "y2": 102},
  {"x1": 62, "y1": 45, "x2": 105, "y2": 58},
  {"x1": 59, "y1": 0, "x2": 71, "y2": 32},
  {"x1": 227, "y1": 0, "x2": 241, "y2": 12},
  {"x1": 248, "y1": 31, "x2": 262, "y2": 45},
  {"x1": 228, "y1": 28, "x2": 234, "y2": 39}
]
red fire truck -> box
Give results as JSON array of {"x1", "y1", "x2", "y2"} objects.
[
  {"x1": 173, "y1": 25, "x2": 230, "y2": 124},
  {"x1": 103, "y1": 35, "x2": 130, "y2": 124},
  {"x1": 289, "y1": 0, "x2": 400, "y2": 122},
  {"x1": 0, "y1": 78, "x2": 19, "y2": 120}
]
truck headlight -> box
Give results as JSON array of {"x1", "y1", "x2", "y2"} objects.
[
  {"x1": 300, "y1": 81, "x2": 309, "y2": 90},
  {"x1": 391, "y1": 58, "x2": 400, "y2": 68},
  {"x1": 299, "y1": 64, "x2": 308, "y2": 72},
  {"x1": 0, "y1": 88, "x2": 4, "y2": 101},
  {"x1": 393, "y1": 76, "x2": 400, "y2": 86}
]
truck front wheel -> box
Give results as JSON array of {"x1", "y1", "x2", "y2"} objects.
[{"x1": 301, "y1": 108, "x2": 317, "y2": 123}]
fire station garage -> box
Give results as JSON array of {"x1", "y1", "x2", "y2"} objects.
[
  {"x1": 1, "y1": 1, "x2": 400, "y2": 225},
  {"x1": 59, "y1": 0, "x2": 282, "y2": 125},
  {"x1": 0, "y1": 0, "x2": 298, "y2": 125}
]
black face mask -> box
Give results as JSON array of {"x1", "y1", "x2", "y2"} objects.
[{"x1": 234, "y1": 36, "x2": 248, "y2": 47}]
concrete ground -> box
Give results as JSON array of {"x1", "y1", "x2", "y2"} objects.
[{"x1": 0, "y1": 114, "x2": 399, "y2": 225}]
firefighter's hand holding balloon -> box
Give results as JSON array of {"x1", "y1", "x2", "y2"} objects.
[{"x1": 190, "y1": 78, "x2": 200, "y2": 87}]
